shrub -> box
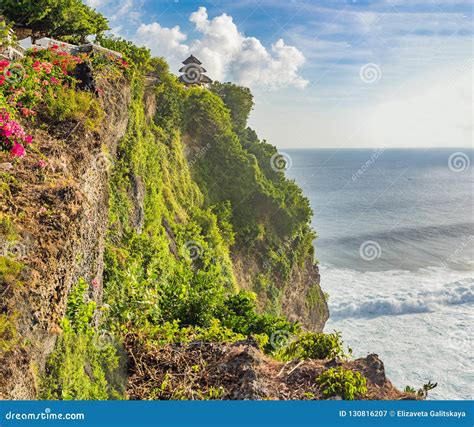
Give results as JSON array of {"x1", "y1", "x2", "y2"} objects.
[
  {"x1": 44, "y1": 86, "x2": 104, "y2": 131},
  {"x1": 0, "y1": 314, "x2": 17, "y2": 354},
  {"x1": 0, "y1": 45, "x2": 127, "y2": 157},
  {"x1": 210, "y1": 81, "x2": 254, "y2": 129},
  {"x1": 0, "y1": 255, "x2": 23, "y2": 287},
  {"x1": 217, "y1": 291, "x2": 300, "y2": 352},
  {"x1": 316, "y1": 367, "x2": 367, "y2": 400},
  {"x1": 154, "y1": 78, "x2": 186, "y2": 133},
  {"x1": 404, "y1": 381, "x2": 437, "y2": 398},
  {"x1": 135, "y1": 319, "x2": 245, "y2": 349},
  {"x1": 96, "y1": 35, "x2": 151, "y2": 69},
  {"x1": 40, "y1": 279, "x2": 121, "y2": 400},
  {"x1": 276, "y1": 331, "x2": 349, "y2": 361}
]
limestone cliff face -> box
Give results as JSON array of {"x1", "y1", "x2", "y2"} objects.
[
  {"x1": 0, "y1": 77, "x2": 131, "y2": 399},
  {"x1": 232, "y1": 252, "x2": 328, "y2": 331},
  {"x1": 0, "y1": 80, "x2": 329, "y2": 399}
]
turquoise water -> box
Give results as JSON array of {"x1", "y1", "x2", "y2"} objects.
[{"x1": 286, "y1": 148, "x2": 473, "y2": 399}]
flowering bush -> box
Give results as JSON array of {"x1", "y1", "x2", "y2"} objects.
[
  {"x1": 1, "y1": 46, "x2": 84, "y2": 113},
  {"x1": 0, "y1": 110, "x2": 33, "y2": 157},
  {"x1": 0, "y1": 44, "x2": 129, "y2": 159}
]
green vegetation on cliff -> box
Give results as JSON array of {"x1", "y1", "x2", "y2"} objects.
[
  {"x1": 100, "y1": 39, "x2": 300, "y2": 348},
  {"x1": 0, "y1": 23, "x2": 335, "y2": 400}
]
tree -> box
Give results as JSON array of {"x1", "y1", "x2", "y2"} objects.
[
  {"x1": 210, "y1": 82, "x2": 254, "y2": 130},
  {"x1": 0, "y1": 0, "x2": 109, "y2": 43},
  {"x1": 96, "y1": 35, "x2": 151, "y2": 66}
]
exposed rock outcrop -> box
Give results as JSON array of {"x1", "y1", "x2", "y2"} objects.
[
  {"x1": 126, "y1": 336, "x2": 407, "y2": 400},
  {"x1": 232, "y1": 254, "x2": 328, "y2": 331}
]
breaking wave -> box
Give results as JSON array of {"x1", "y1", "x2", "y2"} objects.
[{"x1": 330, "y1": 280, "x2": 474, "y2": 319}]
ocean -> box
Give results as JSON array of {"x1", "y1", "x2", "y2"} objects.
[{"x1": 285, "y1": 148, "x2": 473, "y2": 400}]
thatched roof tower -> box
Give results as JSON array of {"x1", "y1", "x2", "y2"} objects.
[{"x1": 179, "y1": 55, "x2": 212, "y2": 87}]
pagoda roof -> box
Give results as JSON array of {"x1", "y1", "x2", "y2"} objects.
[
  {"x1": 178, "y1": 74, "x2": 213, "y2": 84},
  {"x1": 199, "y1": 74, "x2": 213, "y2": 84},
  {"x1": 182, "y1": 54, "x2": 202, "y2": 65},
  {"x1": 179, "y1": 64, "x2": 207, "y2": 73}
]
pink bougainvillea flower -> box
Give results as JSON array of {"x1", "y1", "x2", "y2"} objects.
[
  {"x1": 50, "y1": 77, "x2": 59, "y2": 85},
  {"x1": 0, "y1": 75, "x2": 5, "y2": 86},
  {"x1": 2, "y1": 123, "x2": 13, "y2": 137},
  {"x1": 11, "y1": 143, "x2": 25, "y2": 157},
  {"x1": 25, "y1": 135, "x2": 33, "y2": 144},
  {"x1": 37, "y1": 160, "x2": 47, "y2": 168},
  {"x1": 41, "y1": 62, "x2": 53, "y2": 74},
  {"x1": 20, "y1": 107, "x2": 36, "y2": 117}
]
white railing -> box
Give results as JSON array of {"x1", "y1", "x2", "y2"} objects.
[
  {"x1": 34, "y1": 38, "x2": 122, "y2": 59},
  {"x1": 0, "y1": 33, "x2": 123, "y2": 61},
  {"x1": 75, "y1": 42, "x2": 123, "y2": 59},
  {"x1": 0, "y1": 29, "x2": 25, "y2": 59},
  {"x1": 34, "y1": 37, "x2": 78, "y2": 53}
]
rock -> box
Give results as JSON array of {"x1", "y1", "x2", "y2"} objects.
[{"x1": 353, "y1": 354, "x2": 386, "y2": 387}]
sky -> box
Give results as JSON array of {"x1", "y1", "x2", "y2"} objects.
[{"x1": 85, "y1": 0, "x2": 473, "y2": 148}]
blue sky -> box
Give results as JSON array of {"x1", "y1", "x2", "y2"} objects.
[{"x1": 87, "y1": 0, "x2": 473, "y2": 148}]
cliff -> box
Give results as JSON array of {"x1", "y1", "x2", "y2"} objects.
[
  {"x1": 0, "y1": 72, "x2": 131, "y2": 398},
  {"x1": 0, "y1": 41, "x2": 407, "y2": 401}
]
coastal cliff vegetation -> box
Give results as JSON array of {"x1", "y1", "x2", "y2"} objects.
[{"x1": 0, "y1": 2, "x2": 411, "y2": 400}]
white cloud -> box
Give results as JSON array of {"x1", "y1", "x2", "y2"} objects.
[
  {"x1": 134, "y1": 23, "x2": 189, "y2": 60},
  {"x1": 85, "y1": 0, "x2": 106, "y2": 8},
  {"x1": 132, "y1": 7, "x2": 308, "y2": 90},
  {"x1": 86, "y1": 0, "x2": 143, "y2": 34}
]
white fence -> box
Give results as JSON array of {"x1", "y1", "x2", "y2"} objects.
[
  {"x1": 0, "y1": 33, "x2": 122, "y2": 60},
  {"x1": 0, "y1": 28, "x2": 26, "y2": 60},
  {"x1": 34, "y1": 37, "x2": 122, "y2": 59}
]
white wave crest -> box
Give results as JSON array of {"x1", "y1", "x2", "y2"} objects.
[{"x1": 330, "y1": 281, "x2": 474, "y2": 319}]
